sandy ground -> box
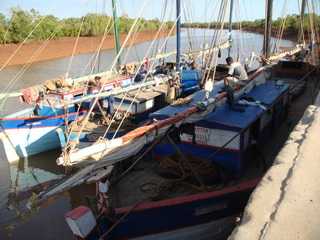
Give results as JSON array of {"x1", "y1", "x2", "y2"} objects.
[{"x1": 0, "y1": 31, "x2": 171, "y2": 67}]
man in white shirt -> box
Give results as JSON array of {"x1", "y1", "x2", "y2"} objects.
[
  {"x1": 224, "y1": 57, "x2": 248, "y2": 89},
  {"x1": 97, "y1": 177, "x2": 110, "y2": 215},
  {"x1": 224, "y1": 57, "x2": 248, "y2": 112}
]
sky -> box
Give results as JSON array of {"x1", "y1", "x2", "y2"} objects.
[{"x1": 0, "y1": 0, "x2": 305, "y2": 22}]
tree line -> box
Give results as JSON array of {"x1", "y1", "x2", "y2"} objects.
[
  {"x1": 0, "y1": 8, "x2": 174, "y2": 44},
  {"x1": 182, "y1": 14, "x2": 320, "y2": 38}
]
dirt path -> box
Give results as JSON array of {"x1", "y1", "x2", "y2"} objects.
[{"x1": 0, "y1": 31, "x2": 171, "y2": 67}]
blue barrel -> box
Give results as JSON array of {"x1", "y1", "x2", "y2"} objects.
[{"x1": 181, "y1": 70, "x2": 201, "y2": 94}]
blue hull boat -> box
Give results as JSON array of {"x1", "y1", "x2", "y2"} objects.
[
  {"x1": 0, "y1": 69, "x2": 201, "y2": 163},
  {"x1": 64, "y1": 63, "x2": 305, "y2": 239}
]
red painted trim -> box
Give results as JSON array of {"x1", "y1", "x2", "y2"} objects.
[
  {"x1": 116, "y1": 178, "x2": 260, "y2": 214},
  {"x1": 0, "y1": 110, "x2": 87, "y2": 121}
]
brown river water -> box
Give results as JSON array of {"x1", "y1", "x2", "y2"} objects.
[{"x1": 0, "y1": 29, "x2": 294, "y2": 239}]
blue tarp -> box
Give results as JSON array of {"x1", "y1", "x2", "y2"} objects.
[
  {"x1": 198, "y1": 82, "x2": 288, "y2": 130},
  {"x1": 150, "y1": 81, "x2": 289, "y2": 131},
  {"x1": 150, "y1": 82, "x2": 225, "y2": 120},
  {"x1": 197, "y1": 103, "x2": 265, "y2": 131},
  {"x1": 244, "y1": 81, "x2": 289, "y2": 106},
  {"x1": 152, "y1": 80, "x2": 289, "y2": 174}
]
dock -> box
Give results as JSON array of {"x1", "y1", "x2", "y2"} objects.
[{"x1": 230, "y1": 88, "x2": 320, "y2": 239}]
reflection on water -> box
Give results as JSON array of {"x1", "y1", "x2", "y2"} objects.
[
  {"x1": 10, "y1": 154, "x2": 63, "y2": 193},
  {"x1": 0, "y1": 29, "x2": 294, "y2": 239},
  {"x1": 0, "y1": 149, "x2": 65, "y2": 239}
]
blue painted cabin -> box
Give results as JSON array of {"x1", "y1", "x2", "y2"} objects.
[{"x1": 151, "y1": 81, "x2": 289, "y2": 174}]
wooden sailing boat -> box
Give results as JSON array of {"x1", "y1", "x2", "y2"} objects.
[
  {"x1": 34, "y1": 0, "x2": 318, "y2": 239},
  {"x1": 55, "y1": 0, "x2": 310, "y2": 167},
  {"x1": 0, "y1": 0, "x2": 222, "y2": 163}
]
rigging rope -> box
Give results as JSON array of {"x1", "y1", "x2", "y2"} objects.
[
  {"x1": 63, "y1": 14, "x2": 114, "y2": 143},
  {"x1": 201, "y1": 0, "x2": 220, "y2": 69},
  {"x1": 0, "y1": 25, "x2": 63, "y2": 112},
  {"x1": 201, "y1": 0, "x2": 229, "y2": 87},
  {"x1": 0, "y1": 15, "x2": 50, "y2": 91},
  {"x1": 104, "y1": 0, "x2": 230, "y2": 146},
  {"x1": 65, "y1": 8, "x2": 155, "y2": 151},
  {"x1": 272, "y1": 0, "x2": 288, "y2": 54},
  {"x1": 91, "y1": 4, "x2": 172, "y2": 138},
  {"x1": 79, "y1": 7, "x2": 183, "y2": 163},
  {"x1": 64, "y1": 0, "x2": 152, "y2": 155},
  {"x1": 2, "y1": 12, "x2": 17, "y2": 45},
  {"x1": 64, "y1": 10, "x2": 160, "y2": 154},
  {"x1": 103, "y1": 10, "x2": 181, "y2": 142},
  {"x1": 65, "y1": 16, "x2": 86, "y2": 79},
  {"x1": 182, "y1": 0, "x2": 193, "y2": 52}
]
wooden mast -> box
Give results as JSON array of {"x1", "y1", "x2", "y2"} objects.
[
  {"x1": 299, "y1": 0, "x2": 307, "y2": 43},
  {"x1": 111, "y1": 0, "x2": 121, "y2": 69},
  {"x1": 176, "y1": 0, "x2": 181, "y2": 71},
  {"x1": 263, "y1": 0, "x2": 273, "y2": 58},
  {"x1": 228, "y1": 0, "x2": 234, "y2": 57}
]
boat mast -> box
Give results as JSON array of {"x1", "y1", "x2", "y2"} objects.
[
  {"x1": 111, "y1": 0, "x2": 121, "y2": 69},
  {"x1": 98, "y1": 0, "x2": 107, "y2": 72},
  {"x1": 228, "y1": 0, "x2": 234, "y2": 57},
  {"x1": 299, "y1": 0, "x2": 307, "y2": 43},
  {"x1": 176, "y1": 0, "x2": 181, "y2": 71},
  {"x1": 263, "y1": 0, "x2": 273, "y2": 59}
]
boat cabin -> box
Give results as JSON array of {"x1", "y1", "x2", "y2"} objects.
[{"x1": 151, "y1": 80, "x2": 289, "y2": 174}]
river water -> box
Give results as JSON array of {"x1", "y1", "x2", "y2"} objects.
[{"x1": 0, "y1": 29, "x2": 294, "y2": 239}]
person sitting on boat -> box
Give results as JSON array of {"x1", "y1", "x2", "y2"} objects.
[
  {"x1": 135, "y1": 58, "x2": 150, "y2": 82},
  {"x1": 224, "y1": 57, "x2": 248, "y2": 112},
  {"x1": 96, "y1": 177, "x2": 111, "y2": 215},
  {"x1": 224, "y1": 56, "x2": 248, "y2": 89}
]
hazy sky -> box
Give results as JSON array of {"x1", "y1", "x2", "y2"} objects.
[{"x1": 0, "y1": 0, "x2": 307, "y2": 22}]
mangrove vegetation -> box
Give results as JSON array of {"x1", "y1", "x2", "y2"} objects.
[{"x1": 0, "y1": 8, "x2": 174, "y2": 44}]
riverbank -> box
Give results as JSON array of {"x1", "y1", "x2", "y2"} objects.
[
  {"x1": 241, "y1": 27, "x2": 298, "y2": 42},
  {"x1": 0, "y1": 31, "x2": 171, "y2": 67}
]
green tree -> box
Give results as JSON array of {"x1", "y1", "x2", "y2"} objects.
[
  {"x1": 33, "y1": 14, "x2": 61, "y2": 40},
  {"x1": 1, "y1": 8, "x2": 187, "y2": 44},
  {"x1": 7, "y1": 8, "x2": 33, "y2": 43},
  {"x1": 0, "y1": 13, "x2": 7, "y2": 44},
  {"x1": 61, "y1": 17, "x2": 82, "y2": 37}
]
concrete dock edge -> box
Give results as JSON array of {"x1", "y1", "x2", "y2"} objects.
[{"x1": 229, "y1": 92, "x2": 320, "y2": 240}]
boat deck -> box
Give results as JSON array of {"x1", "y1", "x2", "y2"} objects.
[
  {"x1": 109, "y1": 150, "x2": 264, "y2": 209},
  {"x1": 110, "y1": 155, "x2": 214, "y2": 208},
  {"x1": 109, "y1": 72, "x2": 307, "y2": 209},
  {"x1": 115, "y1": 84, "x2": 168, "y2": 103}
]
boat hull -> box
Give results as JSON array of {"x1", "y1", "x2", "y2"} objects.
[
  {"x1": 0, "y1": 112, "x2": 81, "y2": 162},
  {"x1": 84, "y1": 179, "x2": 258, "y2": 240},
  {"x1": 131, "y1": 216, "x2": 236, "y2": 240}
]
